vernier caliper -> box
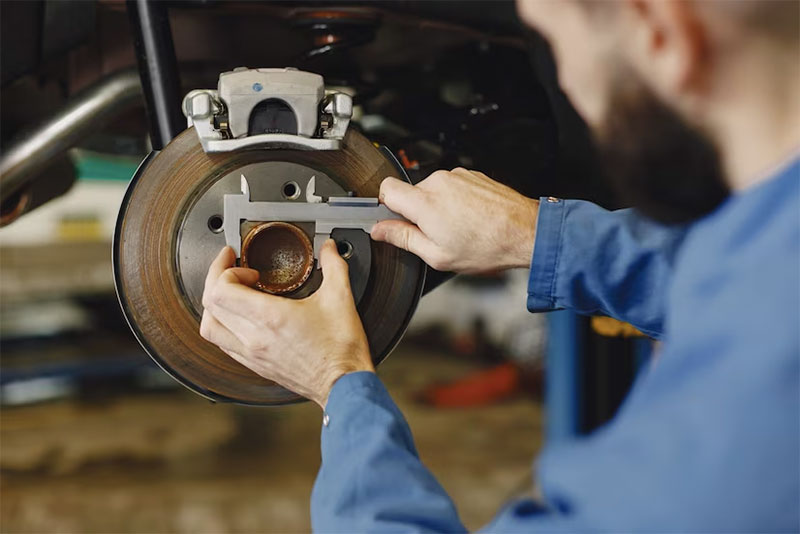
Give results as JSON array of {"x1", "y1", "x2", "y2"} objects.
[{"x1": 224, "y1": 175, "x2": 405, "y2": 267}]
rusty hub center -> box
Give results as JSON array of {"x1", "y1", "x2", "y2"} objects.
[{"x1": 241, "y1": 222, "x2": 314, "y2": 294}]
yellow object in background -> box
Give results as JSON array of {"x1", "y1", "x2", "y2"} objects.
[
  {"x1": 591, "y1": 316, "x2": 646, "y2": 338},
  {"x1": 57, "y1": 215, "x2": 103, "y2": 242}
]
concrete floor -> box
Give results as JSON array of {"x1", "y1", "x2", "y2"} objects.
[{"x1": 1, "y1": 345, "x2": 544, "y2": 533}]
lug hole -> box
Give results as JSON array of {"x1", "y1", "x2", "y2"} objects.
[
  {"x1": 337, "y1": 240, "x2": 354, "y2": 259},
  {"x1": 208, "y1": 215, "x2": 224, "y2": 233},
  {"x1": 282, "y1": 181, "x2": 301, "y2": 200}
]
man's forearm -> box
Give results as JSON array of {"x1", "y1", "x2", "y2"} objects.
[
  {"x1": 311, "y1": 372, "x2": 584, "y2": 533},
  {"x1": 311, "y1": 372, "x2": 466, "y2": 532},
  {"x1": 527, "y1": 198, "x2": 688, "y2": 339}
]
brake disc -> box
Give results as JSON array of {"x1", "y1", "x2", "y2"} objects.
[{"x1": 114, "y1": 127, "x2": 425, "y2": 404}]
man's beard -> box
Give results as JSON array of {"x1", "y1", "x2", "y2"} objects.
[{"x1": 594, "y1": 75, "x2": 729, "y2": 224}]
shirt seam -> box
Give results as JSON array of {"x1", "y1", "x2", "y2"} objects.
[
  {"x1": 528, "y1": 200, "x2": 560, "y2": 308},
  {"x1": 548, "y1": 201, "x2": 567, "y2": 308}
]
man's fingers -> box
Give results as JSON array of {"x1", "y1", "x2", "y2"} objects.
[
  {"x1": 370, "y1": 219, "x2": 443, "y2": 267},
  {"x1": 379, "y1": 177, "x2": 428, "y2": 224},
  {"x1": 319, "y1": 239, "x2": 351, "y2": 290},
  {"x1": 205, "y1": 246, "x2": 236, "y2": 289},
  {"x1": 200, "y1": 309, "x2": 248, "y2": 356},
  {"x1": 204, "y1": 297, "x2": 265, "y2": 347},
  {"x1": 201, "y1": 247, "x2": 290, "y2": 332},
  {"x1": 205, "y1": 247, "x2": 259, "y2": 288},
  {"x1": 225, "y1": 267, "x2": 260, "y2": 286},
  {"x1": 210, "y1": 271, "x2": 288, "y2": 321}
]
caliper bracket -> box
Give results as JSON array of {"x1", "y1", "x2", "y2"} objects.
[{"x1": 182, "y1": 67, "x2": 353, "y2": 153}]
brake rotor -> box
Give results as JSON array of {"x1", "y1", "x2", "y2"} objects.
[{"x1": 114, "y1": 128, "x2": 424, "y2": 404}]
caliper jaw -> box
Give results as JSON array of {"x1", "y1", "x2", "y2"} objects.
[
  {"x1": 313, "y1": 196, "x2": 388, "y2": 267},
  {"x1": 224, "y1": 176, "x2": 404, "y2": 269}
]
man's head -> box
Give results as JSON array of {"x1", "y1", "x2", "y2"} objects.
[{"x1": 517, "y1": 0, "x2": 799, "y2": 223}]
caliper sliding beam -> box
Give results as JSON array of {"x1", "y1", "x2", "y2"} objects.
[{"x1": 224, "y1": 175, "x2": 404, "y2": 268}]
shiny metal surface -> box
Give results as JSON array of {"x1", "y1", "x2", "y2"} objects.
[
  {"x1": 222, "y1": 174, "x2": 402, "y2": 262},
  {"x1": 183, "y1": 68, "x2": 353, "y2": 153},
  {"x1": 175, "y1": 161, "x2": 372, "y2": 314},
  {"x1": 0, "y1": 70, "x2": 142, "y2": 203}
]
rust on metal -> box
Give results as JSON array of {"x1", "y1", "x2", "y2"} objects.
[
  {"x1": 241, "y1": 221, "x2": 314, "y2": 294},
  {"x1": 0, "y1": 188, "x2": 31, "y2": 227},
  {"x1": 114, "y1": 128, "x2": 424, "y2": 405}
]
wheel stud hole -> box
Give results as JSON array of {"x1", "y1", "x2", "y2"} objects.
[
  {"x1": 282, "y1": 181, "x2": 300, "y2": 200},
  {"x1": 208, "y1": 215, "x2": 224, "y2": 233},
  {"x1": 337, "y1": 240, "x2": 354, "y2": 259}
]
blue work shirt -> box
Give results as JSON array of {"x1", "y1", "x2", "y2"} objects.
[{"x1": 311, "y1": 158, "x2": 800, "y2": 532}]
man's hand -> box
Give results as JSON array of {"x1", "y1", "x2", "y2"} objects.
[
  {"x1": 371, "y1": 168, "x2": 539, "y2": 273},
  {"x1": 199, "y1": 240, "x2": 374, "y2": 408}
]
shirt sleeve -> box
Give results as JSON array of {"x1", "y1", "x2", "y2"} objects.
[
  {"x1": 528, "y1": 198, "x2": 687, "y2": 338},
  {"x1": 311, "y1": 371, "x2": 467, "y2": 533},
  {"x1": 310, "y1": 372, "x2": 603, "y2": 533}
]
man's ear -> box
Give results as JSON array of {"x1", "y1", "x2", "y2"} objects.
[{"x1": 622, "y1": 0, "x2": 710, "y2": 97}]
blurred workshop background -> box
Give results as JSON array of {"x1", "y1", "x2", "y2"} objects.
[{"x1": 0, "y1": 1, "x2": 652, "y2": 532}]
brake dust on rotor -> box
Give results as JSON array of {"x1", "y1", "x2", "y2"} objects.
[{"x1": 114, "y1": 66, "x2": 425, "y2": 404}]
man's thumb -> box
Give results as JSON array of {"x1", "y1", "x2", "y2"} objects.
[{"x1": 319, "y1": 238, "x2": 351, "y2": 288}]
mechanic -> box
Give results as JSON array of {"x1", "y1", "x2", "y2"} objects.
[{"x1": 199, "y1": 0, "x2": 799, "y2": 531}]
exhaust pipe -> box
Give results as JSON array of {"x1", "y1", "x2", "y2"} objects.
[{"x1": 0, "y1": 70, "x2": 143, "y2": 223}]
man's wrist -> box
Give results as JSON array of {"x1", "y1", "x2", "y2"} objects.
[
  {"x1": 318, "y1": 358, "x2": 375, "y2": 409},
  {"x1": 507, "y1": 197, "x2": 540, "y2": 269}
]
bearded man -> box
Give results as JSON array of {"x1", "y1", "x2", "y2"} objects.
[{"x1": 199, "y1": 1, "x2": 799, "y2": 530}]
